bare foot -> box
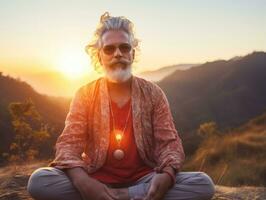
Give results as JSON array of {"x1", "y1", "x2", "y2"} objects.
[{"x1": 109, "y1": 188, "x2": 130, "y2": 200}]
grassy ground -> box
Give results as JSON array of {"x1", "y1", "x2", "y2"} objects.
[{"x1": 184, "y1": 113, "x2": 266, "y2": 187}]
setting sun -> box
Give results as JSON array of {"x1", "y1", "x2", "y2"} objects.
[{"x1": 56, "y1": 50, "x2": 92, "y2": 79}]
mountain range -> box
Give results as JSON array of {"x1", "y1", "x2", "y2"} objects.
[
  {"x1": 0, "y1": 73, "x2": 70, "y2": 160},
  {"x1": 0, "y1": 51, "x2": 265, "y2": 160},
  {"x1": 137, "y1": 64, "x2": 199, "y2": 82},
  {"x1": 158, "y1": 51, "x2": 266, "y2": 136}
]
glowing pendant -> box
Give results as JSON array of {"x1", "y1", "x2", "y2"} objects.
[
  {"x1": 115, "y1": 132, "x2": 122, "y2": 142},
  {"x1": 113, "y1": 149, "x2": 125, "y2": 160}
]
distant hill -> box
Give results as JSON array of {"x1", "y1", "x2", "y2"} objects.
[
  {"x1": 0, "y1": 73, "x2": 70, "y2": 160},
  {"x1": 158, "y1": 52, "x2": 266, "y2": 137},
  {"x1": 9, "y1": 70, "x2": 97, "y2": 97},
  {"x1": 137, "y1": 64, "x2": 199, "y2": 82}
]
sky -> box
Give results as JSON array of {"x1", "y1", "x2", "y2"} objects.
[{"x1": 0, "y1": 0, "x2": 266, "y2": 96}]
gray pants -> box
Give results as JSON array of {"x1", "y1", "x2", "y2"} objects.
[{"x1": 27, "y1": 167, "x2": 215, "y2": 200}]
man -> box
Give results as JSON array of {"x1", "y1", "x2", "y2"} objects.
[{"x1": 27, "y1": 12, "x2": 215, "y2": 200}]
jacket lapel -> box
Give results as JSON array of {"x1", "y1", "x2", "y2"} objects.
[
  {"x1": 94, "y1": 77, "x2": 110, "y2": 167},
  {"x1": 132, "y1": 76, "x2": 146, "y2": 161}
]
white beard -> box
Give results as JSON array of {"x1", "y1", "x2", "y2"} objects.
[{"x1": 104, "y1": 65, "x2": 132, "y2": 83}]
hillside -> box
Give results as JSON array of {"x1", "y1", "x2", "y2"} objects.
[
  {"x1": 158, "y1": 52, "x2": 266, "y2": 137},
  {"x1": 0, "y1": 73, "x2": 70, "y2": 161},
  {"x1": 184, "y1": 112, "x2": 266, "y2": 187},
  {"x1": 1, "y1": 54, "x2": 266, "y2": 198},
  {"x1": 1, "y1": 51, "x2": 266, "y2": 162}
]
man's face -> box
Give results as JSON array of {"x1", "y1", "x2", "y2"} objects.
[{"x1": 98, "y1": 30, "x2": 135, "y2": 83}]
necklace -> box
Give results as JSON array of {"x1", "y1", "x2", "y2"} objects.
[{"x1": 108, "y1": 94, "x2": 131, "y2": 160}]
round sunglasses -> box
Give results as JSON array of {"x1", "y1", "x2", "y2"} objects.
[{"x1": 102, "y1": 43, "x2": 132, "y2": 55}]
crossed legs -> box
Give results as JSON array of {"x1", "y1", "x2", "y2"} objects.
[{"x1": 27, "y1": 167, "x2": 215, "y2": 200}]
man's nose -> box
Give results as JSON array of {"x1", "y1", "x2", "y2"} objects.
[{"x1": 114, "y1": 47, "x2": 122, "y2": 57}]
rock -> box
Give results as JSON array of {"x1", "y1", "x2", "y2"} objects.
[{"x1": 13, "y1": 175, "x2": 30, "y2": 187}]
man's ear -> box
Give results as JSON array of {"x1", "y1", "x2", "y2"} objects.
[{"x1": 132, "y1": 49, "x2": 135, "y2": 60}]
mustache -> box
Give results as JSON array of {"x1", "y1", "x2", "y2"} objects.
[{"x1": 110, "y1": 59, "x2": 131, "y2": 68}]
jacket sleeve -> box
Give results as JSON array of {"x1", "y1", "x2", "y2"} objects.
[
  {"x1": 152, "y1": 85, "x2": 185, "y2": 173},
  {"x1": 49, "y1": 86, "x2": 88, "y2": 170}
]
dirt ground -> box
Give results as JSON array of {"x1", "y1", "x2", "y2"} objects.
[{"x1": 0, "y1": 161, "x2": 265, "y2": 200}]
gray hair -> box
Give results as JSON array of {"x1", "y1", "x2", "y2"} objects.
[{"x1": 85, "y1": 12, "x2": 140, "y2": 71}]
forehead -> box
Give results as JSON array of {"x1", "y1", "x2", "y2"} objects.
[{"x1": 101, "y1": 30, "x2": 131, "y2": 46}]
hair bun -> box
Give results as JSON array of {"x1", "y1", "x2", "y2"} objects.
[{"x1": 100, "y1": 12, "x2": 110, "y2": 23}]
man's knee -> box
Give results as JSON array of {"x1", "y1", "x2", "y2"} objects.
[
  {"x1": 27, "y1": 167, "x2": 62, "y2": 199},
  {"x1": 176, "y1": 172, "x2": 215, "y2": 199},
  {"x1": 196, "y1": 172, "x2": 215, "y2": 199}
]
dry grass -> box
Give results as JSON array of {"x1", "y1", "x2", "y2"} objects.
[
  {"x1": 184, "y1": 114, "x2": 266, "y2": 187},
  {"x1": 213, "y1": 185, "x2": 266, "y2": 200}
]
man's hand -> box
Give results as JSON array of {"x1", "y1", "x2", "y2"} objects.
[
  {"x1": 75, "y1": 176, "x2": 117, "y2": 200},
  {"x1": 144, "y1": 173, "x2": 172, "y2": 200},
  {"x1": 66, "y1": 167, "x2": 117, "y2": 200}
]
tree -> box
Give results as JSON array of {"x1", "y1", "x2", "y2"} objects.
[
  {"x1": 5, "y1": 99, "x2": 50, "y2": 162},
  {"x1": 197, "y1": 121, "x2": 220, "y2": 139}
]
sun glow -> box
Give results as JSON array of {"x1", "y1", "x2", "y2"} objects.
[{"x1": 56, "y1": 50, "x2": 92, "y2": 79}]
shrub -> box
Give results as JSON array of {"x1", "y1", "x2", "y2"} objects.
[{"x1": 4, "y1": 99, "x2": 51, "y2": 162}]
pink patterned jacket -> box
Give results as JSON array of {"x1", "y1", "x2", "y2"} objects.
[{"x1": 49, "y1": 75, "x2": 185, "y2": 174}]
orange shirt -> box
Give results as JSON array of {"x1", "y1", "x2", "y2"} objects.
[{"x1": 90, "y1": 98, "x2": 153, "y2": 184}]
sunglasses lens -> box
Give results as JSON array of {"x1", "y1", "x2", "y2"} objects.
[
  {"x1": 103, "y1": 45, "x2": 116, "y2": 55},
  {"x1": 102, "y1": 44, "x2": 132, "y2": 55},
  {"x1": 119, "y1": 44, "x2": 132, "y2": 53}
]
